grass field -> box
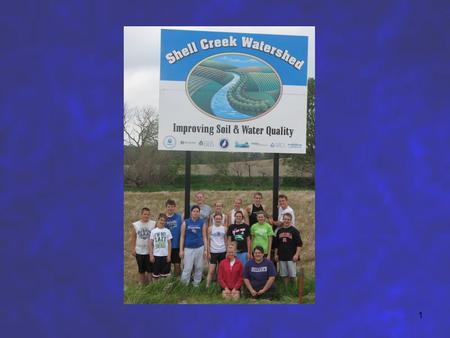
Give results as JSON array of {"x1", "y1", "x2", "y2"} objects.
[
  {"x1": 124, "y1": 275, "x2": 315, "y2": 304},
  {"x1": 124, "y1": 190, "x2": 315, "y2": 304}
]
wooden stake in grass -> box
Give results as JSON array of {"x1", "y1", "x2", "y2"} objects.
[{"x1": 298, "y1": 267, "x2": 304, "y2": 304}]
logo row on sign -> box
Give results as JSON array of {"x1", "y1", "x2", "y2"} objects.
[{"x1": 163, "y1": 136, "x2": 302, "y2": 150}]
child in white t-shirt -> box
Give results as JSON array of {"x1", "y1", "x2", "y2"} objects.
[
  {"x1": 206, "y1": 213, "x2": 228, "y2": 287},
  {"x1": 131, "y1": 207, "x2": 156, "y2": 285},
  {"x1": 271, "y1": 194, "x2": 296, "y2": 230},
  {"x1": 149, "y1": 213, "x2": 173, "y2": 278}
]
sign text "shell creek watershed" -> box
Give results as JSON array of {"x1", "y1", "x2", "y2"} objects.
[
  {"x1": 165, "y1": 36, "x2": 304, "y2": 70},
  {"x1": 172, "y1": 123, "x2": 294, "y2": 138}
]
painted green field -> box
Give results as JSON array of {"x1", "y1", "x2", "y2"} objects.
[
  {"x1": 226, "y1": 71, "x2": 280, "y2": 115},
  {"x1": 190, "y1": 81, "x2": 222, "y2": 113},
  {"x1": 187, "y1": 57, "x2": 281, "y2": 117},
  {"x1": 187, "y1": 65, "x2": 234, "y2": 114}
]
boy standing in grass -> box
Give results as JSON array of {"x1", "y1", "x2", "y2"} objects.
[
  {"x1": 149, "y1": 214, "x2": 172, "y2": 279},
  {"x1": 270, "y1": 194, "x2": 295, "y2": 268},
  {"x1": 131, "y1": 207, "x2": 156, "y2": 285},
  {"x1": 250, "y1": 211, "x2": 274, "y2": 260},
  {"x1": 165, "y1": 199, "x2": 182, "y2": 277},
  {"x1": 271, "y1": 194, "x2": 296, "y2": 229},
  {"x1": 246, "y1": 192, "x2": 266, "y2": 226},
  {"x1": 274, "y1": 213, "x2": 303, "y2": 285}
]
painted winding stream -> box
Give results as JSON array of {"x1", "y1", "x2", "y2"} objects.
[{"x1": 210, "y1": 73, "x2": 250, "y2": 120}]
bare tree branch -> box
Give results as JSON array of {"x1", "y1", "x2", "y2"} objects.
[{"x1": 124, "y1": 105, "x2": 159, "y2": 148}]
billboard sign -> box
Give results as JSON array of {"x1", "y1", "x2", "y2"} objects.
[{"x1": 158, "y1": 29, "x2": 309, "y2": 153}]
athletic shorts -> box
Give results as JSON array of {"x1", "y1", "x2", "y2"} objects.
[
  {"x1": 171, "y1": 248, "x2": 181, "y2": 264},
  {"x1": 135, "y1": 254, "x2": 152, "y2": 273},
  {"x1": 209, "y1": 252, "x2": 226, "y2": 264},
  {"x1": 152, "y1": 256, "x2": 171, "y2": 278},
  {"x1": 279, "y1": 261, "x2": 297, "y2": 278}
]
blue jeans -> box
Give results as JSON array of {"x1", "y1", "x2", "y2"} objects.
[{"x1": 236, "y1": 252, "x2": 248, "y2": 267}]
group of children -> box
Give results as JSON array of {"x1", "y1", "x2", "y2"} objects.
[{"x1": 130, "y1": 192, "x2": 303, "y2": 300}]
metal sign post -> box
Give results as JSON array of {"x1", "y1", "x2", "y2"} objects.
[
  {"x1": 184, "y1": 151, "x2": 191, "y2": 220},
  {"x1": 272, "y1": 153, "x2": 280, "y2": 220}
]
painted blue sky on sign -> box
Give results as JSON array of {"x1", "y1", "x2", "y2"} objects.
[
  {"x1": 160, "y1": 29, "x2": 308, "y2": 86},
  {"x1": 212, "y1": 54, "x2": 266, "y2": 68}
]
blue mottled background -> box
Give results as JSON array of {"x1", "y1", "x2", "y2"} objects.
[{"x1": 1, "y1": 1, "x2": 449, "y2": 337}]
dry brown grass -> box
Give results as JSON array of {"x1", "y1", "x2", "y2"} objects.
[{"x1": 124, "y1": 190, "x2": 315, "y2": 285}]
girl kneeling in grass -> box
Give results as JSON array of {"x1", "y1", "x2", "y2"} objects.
[{"x1": 218, "y1": 243, "x2": 243, "y2": 300}]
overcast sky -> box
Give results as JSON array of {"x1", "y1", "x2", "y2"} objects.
[{"x1": 124, "y1": 26, "x2": 315, "y2": 109}]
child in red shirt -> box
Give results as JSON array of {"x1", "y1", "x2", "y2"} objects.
[{"x1": 218, "y1": 243, "x2": 243, "y2": 300}]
